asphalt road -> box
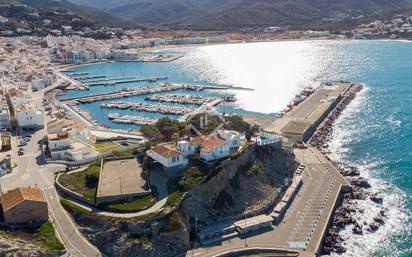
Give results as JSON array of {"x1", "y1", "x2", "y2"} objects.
[
  {"x1": 186, "y1": 146, "x2": 349, "y2": 257},
  {"x1": 0, "y1": 80, "x2": 103, "y2": 257}
]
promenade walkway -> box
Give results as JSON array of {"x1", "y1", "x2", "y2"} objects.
[{"x1": 64, "y1": 197, "x2": 168, "y2": 218}]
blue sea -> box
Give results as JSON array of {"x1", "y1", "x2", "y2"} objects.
[{"x1": 66, "y1": 40, "x2": 411, "y2": 257}]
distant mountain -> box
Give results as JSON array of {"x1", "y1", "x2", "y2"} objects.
[
  {"x1": 0, "y1": 0, "x2": 133, "y2": 28},
  {"x1": 68, "y1": 0, "x2": 412, "y2": 29}
]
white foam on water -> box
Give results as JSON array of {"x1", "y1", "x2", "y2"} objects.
[{"x1": 328, "y1": 87, "x2": 411, "y2": 257}]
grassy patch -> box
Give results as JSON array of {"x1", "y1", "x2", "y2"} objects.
[
  {"x1": 92, "y1": 142, "x2": 119, "y2": 153},
  {"x1": 105, "y1": 195, "x2": 156, "y2": 212},
  {"x1": 60, "y1": 198, "x2": 116, "y2": 221},
  {"x1": 58, "y1": 162, "x2": 101, "y2": 201},
  {"x1": 0, "y1": 222, "x2": 64, "y2": 252},
  {"x1": 179, "y1": 167, "x2": 204, "y2": 191},
  {"x1": 35, "y1": 223, "x2": 65, "y2": 251},
  {"x1": 166, "y1": 191, "x2": 185, "y2": 207},
  {"x1": 247, "y1": 163, "x2": 262, "y2": 176},
  {"x1": 60, "y1": 198, "x2": 160, "y2": 222},
  {"x1": 112, "y1": 149, "x2": 136, "y2": 158}
]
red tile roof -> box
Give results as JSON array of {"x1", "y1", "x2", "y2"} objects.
[
  {"x1": 151, "y1": 145, "x2": 183, "y2": 158},
  {"x1": 1, "y1": 188, "x2": 46, "y2": 212},
  {"x1": 189, "y1": 137, "x2": 203, "y2": 146},
  {"x1": 201, "y1": 134, "x2": 227, "y2": 153}
]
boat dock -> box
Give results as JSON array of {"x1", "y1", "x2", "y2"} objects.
[
  {"x1": 64, "y1": 72, "x2": 89, "y2": 76},
  {"x1": 85, "y1": 76, "x2": 168, "y2": 87},
  {"x1": 75, "y1": 75, "x2": 107, "y2": 80},
  {"x1": 62, "y1": 83, "x2": 228, "y2": 104},
  {"x1": 108, "y1": 113, "x2": 157, "y2": 126},
  {"x1": 264, "y1": 81, "x2": 354, "y2": 142},
  {"x1": 180, "y1": 98, "x2": 222, "y2": 121},
  {"x1": 145, "y1": 94, "x2": 216, "y2": 105},
  {"x1": 101, "y1": 101, "x2": 192, "y2": 115},
  {"x1": 80, "y1": 76, "x2": 136, "y2": 83}
]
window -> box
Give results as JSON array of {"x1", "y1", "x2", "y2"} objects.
[{"x1": 172, "y1": 157, "x2": 176, "y2": 163}]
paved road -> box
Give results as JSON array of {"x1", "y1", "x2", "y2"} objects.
[
  {"x1": 187, "y1": 146, "x2": 350, "y2": 257},
  {"x1": 0, "y1": 129, "x2": 102, "y2": 257},
  {"x1": 0, "y1": 78, "x2": 103, "y2": 257}
]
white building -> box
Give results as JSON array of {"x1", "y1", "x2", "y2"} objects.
[
  {"x1": 200, "y1": 134, "x2": 230, "y2": 162},
  {"x1": 217, "y1": 130, "x2": 241, "y2": 148},
  {"x1": 177, "y1": 137, "x2": 203, "y2": 156},
  {"x1": 199, "y1": 130, "x2": 240, "y2": 162},
  {"x1": 0, "y1": 15, "x2": 8, "y2": 24},
  {"x1": 31, "y1": 73, "x2": 55, "y2": 91},
  {"x1": 62, "y1": 25, "x2": 72, "y2": 33},
  {"x1": 0, "y1": 104, "x2": 10, "y2": 129},
  {"x1": 146, "y1": 144, "x2": 188, "y2": 173},
  {"x1": 47, "y1": 132, "x2": 97, "y2": 161},
  {"x1": 178, "y1": 130, "x2": 241, "y2": 162},
  {"x1": 15, "y1": 104, "x2": 44, "y2": 129}
]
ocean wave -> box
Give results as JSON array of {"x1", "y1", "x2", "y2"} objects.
[{"x1": 328, "y1": 86, "x2": 411, "y2": 257}]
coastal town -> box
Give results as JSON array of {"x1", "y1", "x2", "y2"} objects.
[{"x1": 0, "y1": 3, "x2": 402, "y2": 257}]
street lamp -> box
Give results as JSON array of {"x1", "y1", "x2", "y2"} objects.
[{"x1": 244, "y1": 202, "x2": 248, "y2": 247}]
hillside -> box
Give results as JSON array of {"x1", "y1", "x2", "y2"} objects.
[
  {"x1": 68, "y1": 0, "x2": 412, "y2": 29},
  {"x1": 180, "y1": 144, "x2": 298, "y2": 224},
  {"x1": 0, "y1": 0, "x2": 133, "y2": 29}
]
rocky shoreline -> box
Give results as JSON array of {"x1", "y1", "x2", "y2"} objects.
[{"x1": 310, "y1": 85, "x2": 386, "y2": 255}]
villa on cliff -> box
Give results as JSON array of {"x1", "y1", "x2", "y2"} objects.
[{"x1": 147, "y1": 129, "x2": 241, "y2": 174}]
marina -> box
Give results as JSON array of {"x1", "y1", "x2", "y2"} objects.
[
  {"x1": 101, "y1": 101, "x2": 192, "y2": 115},
  {"x1": 75, "y1": 75, "x2": 106, "y2": 80},
  {"x1": 62, "y1": 83, "x2": 227, "y2": 104},
  {"x1": 64, "y1": 71, "x2": 89, "y2": 76},
  {"x1": 108, "y1": 113, "x2": 157, "y2": 126},
  {"x1": 84, "y1": 76, "x2": 168, "y2": 86},
  {"x1": 145, "y1": 94, "x2": 216, "y2": 105}
]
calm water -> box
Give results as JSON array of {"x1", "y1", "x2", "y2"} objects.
[{"x1": 67, "y1": 40, "x2": 411, "y2": 256}]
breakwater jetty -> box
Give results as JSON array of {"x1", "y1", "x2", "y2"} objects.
[
  {"x1": 108, "y1": 113, "x2": 157, "y2": 126},
  {"x1": 101, "y1": 101, "x2": 192, "y2": 115},
  {"x1": 191, "y1": 82, "x2": 363, "y2": 257}
]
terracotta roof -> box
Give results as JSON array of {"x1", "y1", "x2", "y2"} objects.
[
  {"x1": 201, "y1": 134, "x2": 227, "y2": 153},
  {"x1": 47, "y1": 119, "x2": 72, "y2": 129},
  {"x1": 189, "y1": 137, "x2": 203, "y2": 146},
  {"x1": 48, "y1": 131, "x2": 69, "y2": 141},
  {"x1": 1, "y1": 188, "x2": 46, "y2": 212},
  {"x1": 70, "y1": 122, "x2": 86, "y2": 130},
  {"x1": 151, "y1": 145, "x2": 183, "y2": 158}
]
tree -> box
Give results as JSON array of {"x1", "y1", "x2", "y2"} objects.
[
  {"x1": 171, "y1": 132, "x2": 180, "y2": 145},
  {"x1": 142, "y1": 156, "x2": 151, "y2": 171},
  {"x1": 140, "y1": 125, "x2": 164, "y2": 144},
  {"x1": 156, "y1": 117, "x2": 184, "y2": 141}
]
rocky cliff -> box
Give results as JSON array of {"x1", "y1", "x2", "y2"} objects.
[
  {"x1": 64, "y1": 143, "x2": 297, "y2": 257},
  {"x1": 65, "y1": 210, "x2": 190, "y2": 257},
  {"x1": 180, "y1": 144, "x2": 298, "y2": 224},
  {"x1": 0, "y1": 236, "x2": 59, "y2": 257}
]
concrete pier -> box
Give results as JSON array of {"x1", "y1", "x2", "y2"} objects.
[{"x1": 189, "y1": 81, "x2": 359, "y2": 257}]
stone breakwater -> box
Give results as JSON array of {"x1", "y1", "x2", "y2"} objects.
[{"x1": 310, "y1": 85, "x2": 386, "y2": 255}]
